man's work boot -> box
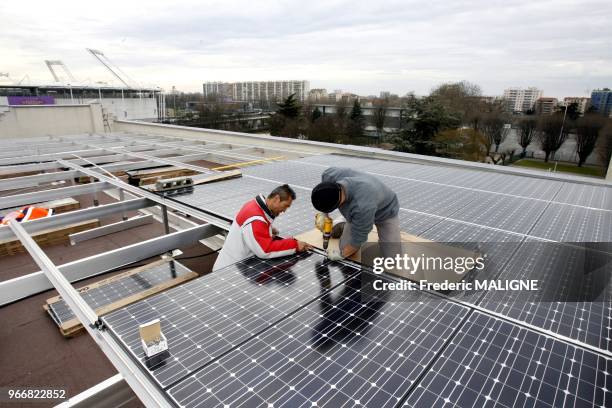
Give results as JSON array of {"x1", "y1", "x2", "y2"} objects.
[{"x1": 331, "y1": 221, "x2": 346, "y2": 239}]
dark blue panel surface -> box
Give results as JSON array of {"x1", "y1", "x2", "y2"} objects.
[
  {"x1": 403, "y1": 312, "x2": 611, "y2": 408},
  {"x1": 103, "y1": 252, "x2": 358, "y2": 388},
  {"x1": 168, "y1": 273, "x2": 469, "y2": 407}
]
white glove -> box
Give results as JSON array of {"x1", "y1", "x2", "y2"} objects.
[{"x1": 327, "y1": 246, "x2": 344, "y2": 261}]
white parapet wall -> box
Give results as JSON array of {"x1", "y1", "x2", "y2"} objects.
[
  {"x1": 0, "y1": 103, "x2": 105, "y2": 139},
  {"x1": 114, "y1": 120, "x2": 611, "y2": 186}
]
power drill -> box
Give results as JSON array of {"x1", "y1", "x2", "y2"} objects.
[{"x1": 315, "y1": 213, "x2": 334, "y2": 250}]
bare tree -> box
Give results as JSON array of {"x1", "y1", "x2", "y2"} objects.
[
  {"x1": 481, "y1": 114, "x2": 508, "y2": 154},
  {"x1": 574, "y1": 114, "x2": 606, "y2": 167},
  {"x1": 536, "y1": 115, "x2": 569, "y2": 162},
  {"x1": 334, "y1": 100, "x2": 349, "y2": 138},
  {"x1": 517, "y1": 116, "x2": 538, "y2": 157},
  {"x1": 430, "y1": 81, "x2": 482, "y2": 124},
  {"x1": 373, "y1": 98, "x2": 388, "y2": 142},
  {"x1": 597, "y1": 121, "x2": 612, "y2": 169}
]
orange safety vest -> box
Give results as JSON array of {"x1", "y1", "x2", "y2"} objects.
[{"x1": 0, "y1": 206, "x2": 53, "y2": 225}]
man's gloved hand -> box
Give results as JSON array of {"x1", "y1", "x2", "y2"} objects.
[{"x1": 327, "y1": 246, "x2": 344, "y2": 261}]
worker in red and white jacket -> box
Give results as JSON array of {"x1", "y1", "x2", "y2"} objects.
[{"x1": 212, "y1": 184, "x2": 312, "y2": 271}]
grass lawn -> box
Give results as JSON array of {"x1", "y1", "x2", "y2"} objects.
[{"x1": 512, "y1": 159, "x2": 606, "y2": 178}]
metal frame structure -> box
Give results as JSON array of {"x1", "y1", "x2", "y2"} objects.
[
  {"x1": 1, "y1": 130, "x2": 609, "y2": 407},
  {"x1": 0, "y1": 136, "x2": 251, "y2": 406}
]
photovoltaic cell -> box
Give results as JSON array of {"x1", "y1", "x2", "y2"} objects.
[
  {"x1": 403, "y1": 312, "x2": 611, "y2": 408},
  {"x1": 48, "y1": 260, "x2": 193, "y2": 326},
  {"x1": 554, "y1": 183, "x2": 612, "y2": 210},
  {"x1": 447, "y1": 192, "x2": 550, "y2": 234},
  {"x1": 417, "y1": 220, "x2": 524, "y2": 304},
  {"x1": 102, "y1": 252, "x2": 359, "y2": 388},
  {"x1": 243, "y1": 161, "x2": 326, "y2": 188},
  {"x1": 529, "y1": 203, "x2": 612, "y2": 243},
  {"x1": 168, "y1": 273, "x2": 469, "y2": 408},
  {"x1": 479, "y1": 240, "x2": 612, "y2": 352}
]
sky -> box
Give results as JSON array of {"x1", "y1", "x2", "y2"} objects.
[{"x1": 1, "y1": 0, "x2": 611, "y2": 98}]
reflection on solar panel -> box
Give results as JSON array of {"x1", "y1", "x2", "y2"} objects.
[
  {"x1": 103, "y1": 252, "x2": 359, "y2": 388},
  {"x1": 47, "y1": 260, "x2": 194, "y2": 326},
  {"x1": 168, "y1": 273, "x2": 469, "y2": 408},
  {"x1": 403, "y1": 312, "x2": 611, "y2": 408}
]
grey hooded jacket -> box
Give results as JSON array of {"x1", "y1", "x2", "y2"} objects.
[{"x1": 321, "y1": 167, "x2": 399, "y2": 247}]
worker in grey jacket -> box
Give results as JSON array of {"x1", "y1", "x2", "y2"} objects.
[{"x1": 311, "y1": 167, "x2": 401, "y2": 260}]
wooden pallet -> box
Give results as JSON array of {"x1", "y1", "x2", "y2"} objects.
[
  {"x1": 0, "y1": 219, "x2": 100, "y2": 256},
  {"x1": 127, "y1": 166, "x2": 199, "y2": 186},
  {"x1": 45, "y1": 259, "x2": 198, "y2": 337}
]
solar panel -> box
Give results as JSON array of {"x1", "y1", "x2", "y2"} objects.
[
  {"x1": 167, "y1": 272, "x2": 469, "y2": 408},
  {"x1": 102, "y1": 252, "x2": 359, "y2": 388},
  {"x1": 402, "y1": 312, "x2": 611, "y2": 408},
  {"x1": 553, "y1": 183, "x2": 611, "y2": 209},
  {"x1": 417, "y1": 220, "x2": 525, "y2": 304},
  {"x1": 479, "y1": 240, "x2": 612, "y2": 352},
  {"x1": 529, "y1": 203, "x2": 612, "y2": 243},
  {"x1": 243, "y1": 161, "x2": 326, "y2": 188},
  {"x1": 447, "y1": 193, "x2": 550, "y2": 234},
  {"x1": 48, "y1": 260, "x2": 194, "y2": 327}
]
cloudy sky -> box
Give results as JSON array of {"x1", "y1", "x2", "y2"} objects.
[{"x1": 1, "y1": 0, "x2": 611, "y2": 97}]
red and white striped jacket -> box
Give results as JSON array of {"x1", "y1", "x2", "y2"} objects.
[{"x1": 212, "y1": 195, "x2": 298, "y2": 271}]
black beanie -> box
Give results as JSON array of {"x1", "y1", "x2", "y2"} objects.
[{"x1": 311, "y1": 182, "x2": 341, "y2": 213}]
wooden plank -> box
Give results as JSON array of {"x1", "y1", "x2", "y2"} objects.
[
  {"x1": 295, "y1": 227, "x2": 479, "y2": 284},
  {"x1": 47, "y1": 262, "x2": 198, "y2": 337},
  {"x1": 0, "y1": 170, "x2": 38, "y2": 180},
  {"x1": 191, "y1": 169, "x2": 242, "y2": 186},
  {"x1": 0, "y1": 219, "x2": 99, "y2": 257}
]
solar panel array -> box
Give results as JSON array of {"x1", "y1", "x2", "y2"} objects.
[
  {"x1": 47, "y1": 260, "x2": 193, "y2": 327},
  {"x1": 103, "y1": 253, "x2": 360, "y2": 388},
  {"x1": 99, "y1": 147, "x2": 611, "y2": 407},
  {"x1": 167, "y1": 273, "x2": 468, "y2": 408},
  {"x1": 403, "y1": 312, "x2": 611, "y2": 408}
]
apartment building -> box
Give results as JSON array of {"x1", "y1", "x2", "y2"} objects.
[{"x1": 503, "y1": 87, "x2": 543, "y2": 112}]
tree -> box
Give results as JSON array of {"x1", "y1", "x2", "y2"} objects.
[
  {"x1": 372, "y1": 99, "x2": 388, "y2": 142},
  {"x1": 434, "y1": 128, "x2": 487, "y2": 162},
  {"x1": 311, "y1": 106, "x2": 322, "y2": 122},
  {"x1": 334, "y1": 100, "x2": 349, "y2": 139},
  {"x1": 276, "y1": 93, "x2": 300, "y2": 118},
  {"x1": 430, "y1": 81, "x2": 482, "y2": 125},
  {"x1": 574, "y1": 114, "x2": 606, "y2": 167},
  {"x1": 347, "y1": 99, "x2": 365, "y2": 139},
  {"x1": 536, "y1": 115, "x2": 569, "y2": 162},
  {"x1": 307, "y1": 116, "x2": 337, "y2": 143},
  {"x1": 517, "y1": 116, "x2": 538, "y2": 157},
  {"x1": 394, "y1": 97, "x2": 460, "y2": 155},
  {"x1": 270, "y1": 94, "x2": 301, "y2": 137},
  {"x1": 597, "y1": 121, "x2": 612, "y2": 168},
  {"x1": 566, "y1": 102, "x2": 581, "y2": 121},
  {"x1": 481, "y1": 113, "x2": 509, "y2": 153}
]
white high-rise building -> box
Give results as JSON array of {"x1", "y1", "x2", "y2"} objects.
[
  {"x1": 203, "y1": 81, "x2": 310, "y2": 102},
  {"x1": 503, "y1": 87, "x2": 543, "y2": 112}
]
